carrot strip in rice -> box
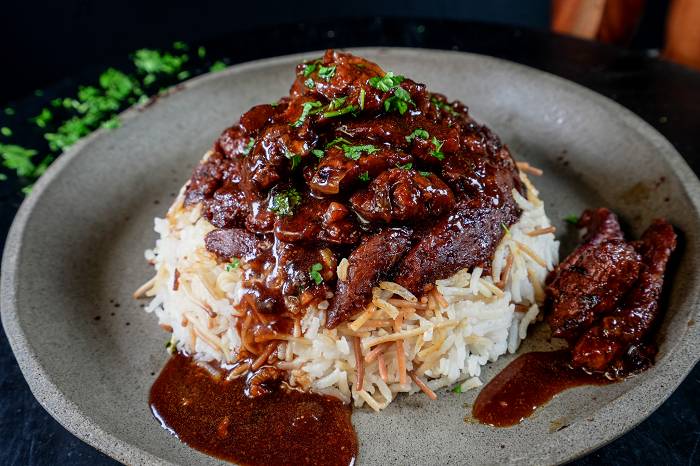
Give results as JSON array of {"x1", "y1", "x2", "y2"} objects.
[
  {"x1": 353, "y1": 337, "x2": 365, "y2": 391},
  {"x1": 252, "y1": 342, "x2": 278, "y2": 370},
  {"x1": 409, "y1": 371, "x2": 437, "y2": 400},
  {"x1": 394, "y1": 313, "x2": 407, "y2": 385},
  {"x1": 527, "y1": 226, "x2": 556, "y2": 236},
  {"x1": 377, "y1": 351, "x2": 388, "y2": 382},
  {"x1": 516, "y1": 161, "x2": 543, "y2": 176}
]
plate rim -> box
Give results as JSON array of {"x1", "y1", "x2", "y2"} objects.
[{"x1": 2, "y1": 46, "x2": 700, "y2": 465}]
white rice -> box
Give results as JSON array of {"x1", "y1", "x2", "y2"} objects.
[{"x1": 141, "y1": 170, "x2": 559, "y2": 410}]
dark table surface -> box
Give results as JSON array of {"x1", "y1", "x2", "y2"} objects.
[{"x1": 1, "y1": 18, "x2": 699, "y2": 466}]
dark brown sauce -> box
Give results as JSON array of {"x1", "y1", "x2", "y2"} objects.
[
  {"x1": 472, "y1": 350, "x2": 613, "y2": 427},
  {"x1": 150, "y1": 354, "x2": 358, "y2": 465}
]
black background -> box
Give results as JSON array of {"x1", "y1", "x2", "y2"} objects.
[{"x1": 1, "y1": 2, "x2": 698, "y2": 465}]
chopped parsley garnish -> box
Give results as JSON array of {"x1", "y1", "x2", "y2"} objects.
[
  {"x1": 292, "y1": 101, "x2": 322, "y2": 127},
  {"x1": 312, "y1": 149, "x2": 325, "y2": 158},
  {"x1": 325, "y1": 137, "x2": 351, "y2": 148},
  {"x1": 368, "y1": 72, "x2": 405, "y2": 91},
  {"x1": 225, "y1": 258, "x2": 241, "y2": 271},
  {"x1": 419, "y1": 171, "x2": 431, "y2": 177},
  {"x1": 1, "y1": 127, "x2": 12, "y2": 137},
  {"x1": 242, "y1": 138, "x2": 255, "y2": 155},
  {"x1": 285, "y1": 151, "x2": 302, "y2": 170},
  {"x1": 430, "y1": 136, "x2": 445, "y2": 161},
  {"x1": 0, "y1": 144, "x2": 38, "y2": 177},
  {"x1": 341, "y1": 144, "x2": 379, "y2": 160},
  {"x1": 397, "y1": 162, "x2": 413, "y2": 170},
  {"x1": 209, "y1": 61, "x2": 227, "y2": 72},
  {"x1": 452, "y1": 385, "x2": 463, "y2": 393},
  {"x1": 304, "y1": 78, "x2": 315, "y2": 89},
  {"x1": 405, "y1": 128, "x2": 429, "y2": 143},
  {"x1": 359, "y1": 171, "x2": 370, "y2": 182},
  {"x1": 327, "y1": 96, "x2": 347, "y2": 110},
  {"x1": 369, "y1": 72, "x2": 414, "y2": 115},
  {"x1": 269, "y1": 188, "x2": 301, "y2": 216},
  {"x1": 430, "y1": 96, "x2": 460, "y2": 117},
  {"x1": 165, "y1": 338, "x2": 176, "y2": 354},
  {"x1": 32, "y1": 108, "x2": 53, "y2": 128},
  {"x1": 564, "y1": 215, "x2": 580, "y2": 225},
  {"x1": 197, "y1": 46, "x2": 206, "y2": 58},
  {"x1": 318, "y1": 65, "x2": 336, "y2": 81},
  {"x1": 323, "y1": 104, "x2": 357, "y2": 118},
  {"x1": 134, "y1": 49, "x2": 186, "y2": 75},
  {"x1": 309, "y1": 263, "x2": 324, "y2": 285},
  {"x1": 359, "y1": 88, "x2": 366, "y2": 110},
  {"x1": 302, "y1": 60, "x2": 321, "y2": 77},
  {"x1": 4, "y1": 107, "x2": 15, "y2": 116}
]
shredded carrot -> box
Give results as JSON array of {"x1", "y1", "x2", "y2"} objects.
[
  {"x1": 432, "y1": 288, "x2": 449, "y2": 308},
  {"x1": 409, "y1": 371, "x2": 437, "y2": 400},
  {"x1": 133, "y1": 276, "x2": 156, "y2": 299},
  {"x1": 252, "y1": 342, "x2": 278, "y2": 370},
  {"x1": 377, "y1": 352, "x2": 388, "y2": 382},
  {"x1": 516, "y1": 161, "x2": 543, "y2": 176},
  {"x1": 387, "y1": 298, "x2": 428, "y2": 310},
  {"x1": 394, "y1": 314, "x2": 407, "y2": 385},
  {"x1": 364, "y1": 342, "x2": 392, "y2": 363},
  {"x1": 527, "y1": 226, "x2": 556, "y2": 236},
  {"x1": 353, "y1": 337, "x2": 365, "y2": 391},
  {"x1": 515, "y1": 240, "x2": 547, "y2": 268}
]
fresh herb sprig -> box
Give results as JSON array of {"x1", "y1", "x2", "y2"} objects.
[
  {"x1": 309, "y1": 263, "x2": 324, "y2": 285},
  {"x1": 269, "y1": 188, "x2": 302, "y2": 216}
]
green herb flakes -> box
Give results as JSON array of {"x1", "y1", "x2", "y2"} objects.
[
  {"x1": 452, "y1": 385, "x2": 463, "y2": 394},
  {"x1": 0, "y1": 144, "x2": 37, "y2": 177},
  {"x1": 564, "y1": 215, "x2": 579, "y2": 225},
  {"x1": 341, "y1": 144, "x2": 379, "y2": 161},
  {"x1": 197, "y1": 46, "x2": 206, "y2": 58},
  {"x1": 368, "y1": 72, "x2": 405, "y2": 92},
  {"x1": 225, "y1": 258, "x2": 241, "y2": 272},
  {"x1": 359, "y1": 171, "x2": 370, "y2": 182},
  {"x1": 309, "y1": 263, "x2": 324, "y2": 285},
  {"x1": 304, "y1": 78, "x2": 315, "y2": 89},
  {"x1": 323, "y1": 104, "x2": 357, "y2": 118},
  {"x1": 318, "y1": 65, "x2": 336, "y2": 81},
  {"x1": 0, "y1": 173, "x2": 7, "y2": 181},
  {"x1": 430, "y1": 136, "x2": 445, "y2": 161},
  {"x1": 242, "y1": 138, "x2": 255, "y2": 155},
  {"x1": 0, "y1": 127, "x2": 12, "y2": 137},
  {"x1": 302, "y1": 60, "x2": 320, "y2": 77},
  {"x1": 419, "y1": 171, "x2": 431, "y2": 177},
  {"x1": 397, "y1": 162, "x2": 413, "y2": 170},
  {"x1": 405, "y1": 128, "x2": 429, "y2": 143},
  {"x1": 285, "y1": 150, "x2": 302, "y2": 170},
  {"x1": 270, "y1": 188, "x2": 302, "y2": 216},
  {"x1": 134, "y1": 49, "x2": 186, "y2": 75},
  {"x1": 359, "y1": 88, "x2": 366, "y2": 110},
  {"x1": 325, "y1": 137, "x2": 351, "y2": 148},
  {"x1": 32, "y1": 108, "x2": 53, "y2": 128},
  {"x1": 4, "y1": 107, "x2": 15, "y2": 116},
  {"x1": 312, "y1": 149, "x2": 325, "y2": 158},
  {"x1": 292, "y1": 101, "x2": 322, "y2": 127},
  {"x1": 209, "y1": 61, "x2": 227, "y2": 73}
]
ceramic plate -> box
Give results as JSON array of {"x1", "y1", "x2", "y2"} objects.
[{"x1": 2, "y1": 48, "x2": 700, "y2": 465}]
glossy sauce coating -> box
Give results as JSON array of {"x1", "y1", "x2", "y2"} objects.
[
  {"x1": 150, "y1": 354, "x2": 358, "y2": 466},
  {"x1": 472, "y1": 350, "x2": 611, "y2": 427}
]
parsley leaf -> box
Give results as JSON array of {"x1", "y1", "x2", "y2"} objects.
[
  {"x1": 225, "y1": 258, "x2": 241, "y2": 271},
  {"x1": 242, "y1": 138, "x2": 255, "y2": 155},
  {"x1": 341, "y1": 144, "x2": 379, "y2": 160},
  {"x1": 397, "y1": 162, "x2": 413, "y2": 170},
  {"x1": 32, "y1": 108, "x2": 53, "y2": 128},
  {"x1": 134, "y1": 49, "x2": 186, "y2": 75},
  {"x1": 359, "y1": 171, "x2": 370, "y2": 182},
  {"x1": 312, "y1": 149, "x2": 325, "y2": 158},
  {"x1": 1, "y1": 127, "x2": 12, "y2": 137},
  {"x1": 209, "y1": 61, "x2": 227, "y2": 72},
  {"x1": 327, "y1": 96, "x2": 347, "y2": 110},
  {"x1": 285, "y1": 150, "x2": 302, "y2": 170},
  {"x1": 0, "y1": 144, "x2": 37, "y2": 177},
  {"x1": 326, "y1": 137, "x2": 351, "y2": 148},
  {"x1": 292, "y1": 101, "x2": 322, "y2": 127},
  {"x1": 323, "y1": 104, "x2": 357, "y2": 118},
  {"x1": 4, "y1": 107, "x2": 15, "y2": 116},
  {"x1": 197, "y1": 46, "x2": 206, "y2": 58},
  {"x1": 359, "y1": 88, "x2": 366, "y2": 110},
  {"x1": 452, "y1": 385, "x2": 463, "y2": 393},
  {"x1": 302, "y1": 60, "x2": 320, "y2": 77},
  {"x1": 309, "y1": 262, "x2": 324, "y2": 285},
  {"x1": 405, "y1": 128, "x2": 429, "y2": 143},
  {"x1": 99, "y1": 68, "x2": 133, "y2": 100},
  {"x1": 269, "y1": 188, "x2": 301, "y2": 216},
  {"x1": 430, "y1": 95, "x2": 460, "y2": 117},
  {"x1": 368, "y1": 72, "x2": 404, "y2": 91},
  {"x1": 564, "y1": 215, "x2": 579, "y2": 225},
  {"x1": 430, "y1": 136, "x2": 445, "y2": 161},
  {"x1": 318, "y1": 65, "x2": 336, "y2": 81},
  {"x1": 304, "y1": 78, "x2": 315, "y2": 89},
  {"x1": 419, "y1": 171, "x2": 431, "y2": 177}
]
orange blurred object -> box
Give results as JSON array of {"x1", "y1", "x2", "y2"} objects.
[{"x1": 551, "y1": 0, "x2": 700, "y2": 71}]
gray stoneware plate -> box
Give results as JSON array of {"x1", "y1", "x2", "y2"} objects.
[{"x1": 2, "y1": 48, "x2": 700, "y2": 466}]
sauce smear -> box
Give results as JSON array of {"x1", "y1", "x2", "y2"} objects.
[
  {"x1": 150, "y1": 354, "x2": 358, "y2": 465},
  {"x1": 472, "y1": 350, "x2": 613, "y2": 427}
]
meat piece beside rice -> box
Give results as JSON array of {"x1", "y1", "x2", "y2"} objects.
[{"x1": 138, "y1": 50, "x2": 560, "y2": 410}]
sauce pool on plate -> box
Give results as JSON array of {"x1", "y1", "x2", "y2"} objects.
[
  {"x1": 150, "y1": 354, "x2": 358, "y2": 465},
  {"x1": 472, "y1": 350, "x2": 613, "y2": 427}
]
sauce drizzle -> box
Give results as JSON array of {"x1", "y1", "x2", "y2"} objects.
[
  {"x1": 472, "y1": 350, "x2": 613, "y2": 427},
  {"x1": 150, "y1": 354, "x2": 358, "y2": 465}
]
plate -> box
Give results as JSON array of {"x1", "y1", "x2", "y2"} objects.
[{"x1": 2, "y1": 48, "x2": 700, "y2": 465}]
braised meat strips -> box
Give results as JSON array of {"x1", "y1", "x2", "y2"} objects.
[
  {"x1": 546, "y1": 208, "x2": 677, "y2": 376},
  {"x1": 184, "y1": 49, "x2": 523, "y2": 333}
]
